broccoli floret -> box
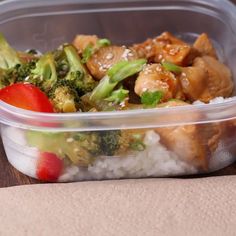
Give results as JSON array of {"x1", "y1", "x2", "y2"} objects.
[
  {"x1": 0, "y1": 68, "x2": 9, "y2": 89},
  {"x1": 0, "y1": 33, "x2": 25, "y2": 87},
  {"x1": 8, "y1": 60, "x2": 37, "y2": 82},
  {"x1": 98, "y1": 130, "x2": 121, "y2": 156},
  {"x1": 73, "y1": 132, "x2": 101, "y2": 156},
  {"x1": 31, "y1": 53, "x2": 57, "y2": 92},
  {"x1": 27, "y1": 129, "x2": 123, "y2": 168},
  {"x1": 73, "y1": 130, "x2": 121, "y2": 156},
  {"x1": 0, "y1": 33, "x2": 21, "y2": 69},
  {"x1": 64, "y1": 45, "x2": 97, "y2": 96},
  {"x1": 48, "y1": 80, "x2": 80, "y2": 113},
  {"x1": 53, "y1": 48, "x2": 70, "y2": 78},
  {"x1": 118, "y1": 130, "x2": 147, "y2": 154},
  {"x1": 0, "y1": 60, "x2": 37, "y2": 89},
  {"x1": 26, "y1": 131, "x2": 96, "y2": 166}
]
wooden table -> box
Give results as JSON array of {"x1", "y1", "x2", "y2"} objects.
[{"x1": 1, "y1": 0, "x2": 236, "y2": 187}]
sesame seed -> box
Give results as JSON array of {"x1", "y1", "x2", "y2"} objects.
[
  {"x1": 169, "y1": 48, "x2": 178, "y2": 55},
  {"x1": 99, "y1": 66, "x2": 106, "y2": 71},
  {"x1": 106, "y1": 53, "x2": 114, "y2": 60},
  {"x1": 66, "y1": 138, "x2": 74, "y2": 143},
  {"x1": 145, "y1": 45, "x2": 151, "y2": 51},
  {"x1": 120, "y1": 101, "x2": 126, "y2": 107},
  {"x1": 121, "y1": 48, "x2": 131, "y2": 61}
]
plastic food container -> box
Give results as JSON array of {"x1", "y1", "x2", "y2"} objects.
[{"x1": 0, "y1": 0, "x2": 236, "y2": 182}]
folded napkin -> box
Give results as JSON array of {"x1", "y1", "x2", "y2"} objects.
[{"x1": 0, "y1": 176, "x2": 236, "y2": 236}]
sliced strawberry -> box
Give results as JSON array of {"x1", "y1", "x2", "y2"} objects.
[
  {"x1": 0, "y1": 83, "x2": 54, "y2": 112},
  {"x1": 36, "y1": 152, "x2": 63, "y2": 182}
]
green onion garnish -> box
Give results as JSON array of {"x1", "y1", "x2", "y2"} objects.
[
  {"x1": 97, "y1": 38, "x2": 111, "y2": 47},
  {"x1": 162, "y1": 61, "x2": 182, "y2": 73},
  {"x1": 141, "y1": 91, "x2": 163, "y2": 108},
  {"x1": 81, "y1": 44, "x2": 94, "y2": 64},
  {"x1": 108, "y1": 59, "x2": 147, "y2": 83},
  {"x1": 81, "y1": 38, "x2": 111, "y2": 64},
  {"x1": 130, "y1": 140, "x2": 146, "y2": 151},
  {"x1": 105, "y1": 87, "x2": 129, "y2": 104},
  {"x1": 90, "y1": 59, "x2": 146, "y2": 101}
]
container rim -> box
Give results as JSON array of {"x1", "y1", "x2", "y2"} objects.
[
  {"x1": 0, "y1": 98, "x2": 236, "y2": 131},
  {"x1": 0, "y1": 0, "x2": 236, "y2": 131}
]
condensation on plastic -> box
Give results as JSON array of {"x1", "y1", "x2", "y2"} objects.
[{"x1": 0, "y1": 0, "x2": 235, "y2": 131}]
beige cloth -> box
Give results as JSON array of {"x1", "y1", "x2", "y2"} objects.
[{"x1": 0, "y1": 176, "x2": 236, "y2": 236}]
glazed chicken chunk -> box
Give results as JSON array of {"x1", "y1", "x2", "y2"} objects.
[
  {"x1": 193, "y1": 33, "x2": 217, "y2": 58},
  {"x1": 132, "y1": 32, "x2": 197, "y2": 66},
  {"x1": 86, "y1": 45, "x2": 138, "y2": 80},
  {"x1": 73, "y1": 34, "x2": 138, "y2": 80},
  {"x1": 155, "y1": 100, "x2": 222, "y2": 169},
  {"x1": 179, "y1": 56, "x2": 233, "y2": 102},
  {"x1": 73, "y1": 34, "x2": 99, "y2": 54},
  {"x1": 134, "y1": 63, "x2": 184, "y2": 101}
]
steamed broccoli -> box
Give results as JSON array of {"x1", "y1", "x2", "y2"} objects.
[
  {"x1": 98, "y1": 130, "x2": 121, "y2": 156},
  {"x1": 8, "y1": 60, "x2": 36, "y2": 81},
  {"x1": 64, "y1": 45, "x2": 97, "y2": 96},
  {"x1": 48, "y1": 80, "x2": 80, "y2": 113},
  {"x1": 53, "y1": 47, "x2": 70, "y2": 78},
  {"x1": 73, "y1": 130, "x2": 121, "y2": 156},
  {"x1": 0, "y1": 69, "x2": 8, "y2": 89},
  {"x1": 0, "y1": 59, "x2": 37, "y2": 89},
  {"x1": 0, "y1": 33, "x2": 25, "y2": 88},
  {"x1": 26, "y1": 131, "x2": 95, "y2": 166},
  {"x1": 27, "y1": 129, "x2": 122, "y2": 167},
  {"x1": 31, "y1": 53, "x2": 57, "y2": 92},
  {"x1": 27, "y1": 130, "x2": 121, "y2": 166},
  {"x1": 0, "y1": 33, "x2": 21, "y2": 69}
]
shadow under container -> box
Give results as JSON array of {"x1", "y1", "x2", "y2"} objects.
[{"x1": 0, "y1": 0, "x2": 236, "y2": 182}]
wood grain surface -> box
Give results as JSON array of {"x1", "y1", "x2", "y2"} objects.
[{"x1": 0, "y1": 0, "x2": 236, "y2": 187}]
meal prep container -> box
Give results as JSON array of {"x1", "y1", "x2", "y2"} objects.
[{"x1": 0, "y1": 0, "x2": 236, "y2": 182}]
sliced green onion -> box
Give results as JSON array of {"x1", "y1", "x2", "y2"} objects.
[
  {"x1": 141, "y1": 91, "x2": 163, "y2": 108},
  {"x1": 132, "y1": 133, "x2": 142, "y2": 140},
  {"x1": 90, "y1": 59, "x2": 146, "y2": 101},
  {"x1": 108, "y1": 59, "x2": 147, "y2": 83},
  {"x1": 97, "y1": 38, "x2": 111, "y2": 47},
  {"x1": 105, "y1": 87, "x2": 129, "y2": 104},
  {"x1": 162, "y1": 61, "x2": 182, "y2": 73},
  {"x1": 81, "y1": 44, "x2": 94, "y2": 64},
  {"x1": 81, "y1": 39, "x2": 111, "y2": 64},
  {"x1": 90, "y1": 75, "x2": 115, "y2": 101},
  {"x1": 130, "y1": 140, "x2": 146, "y2": 151}
]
